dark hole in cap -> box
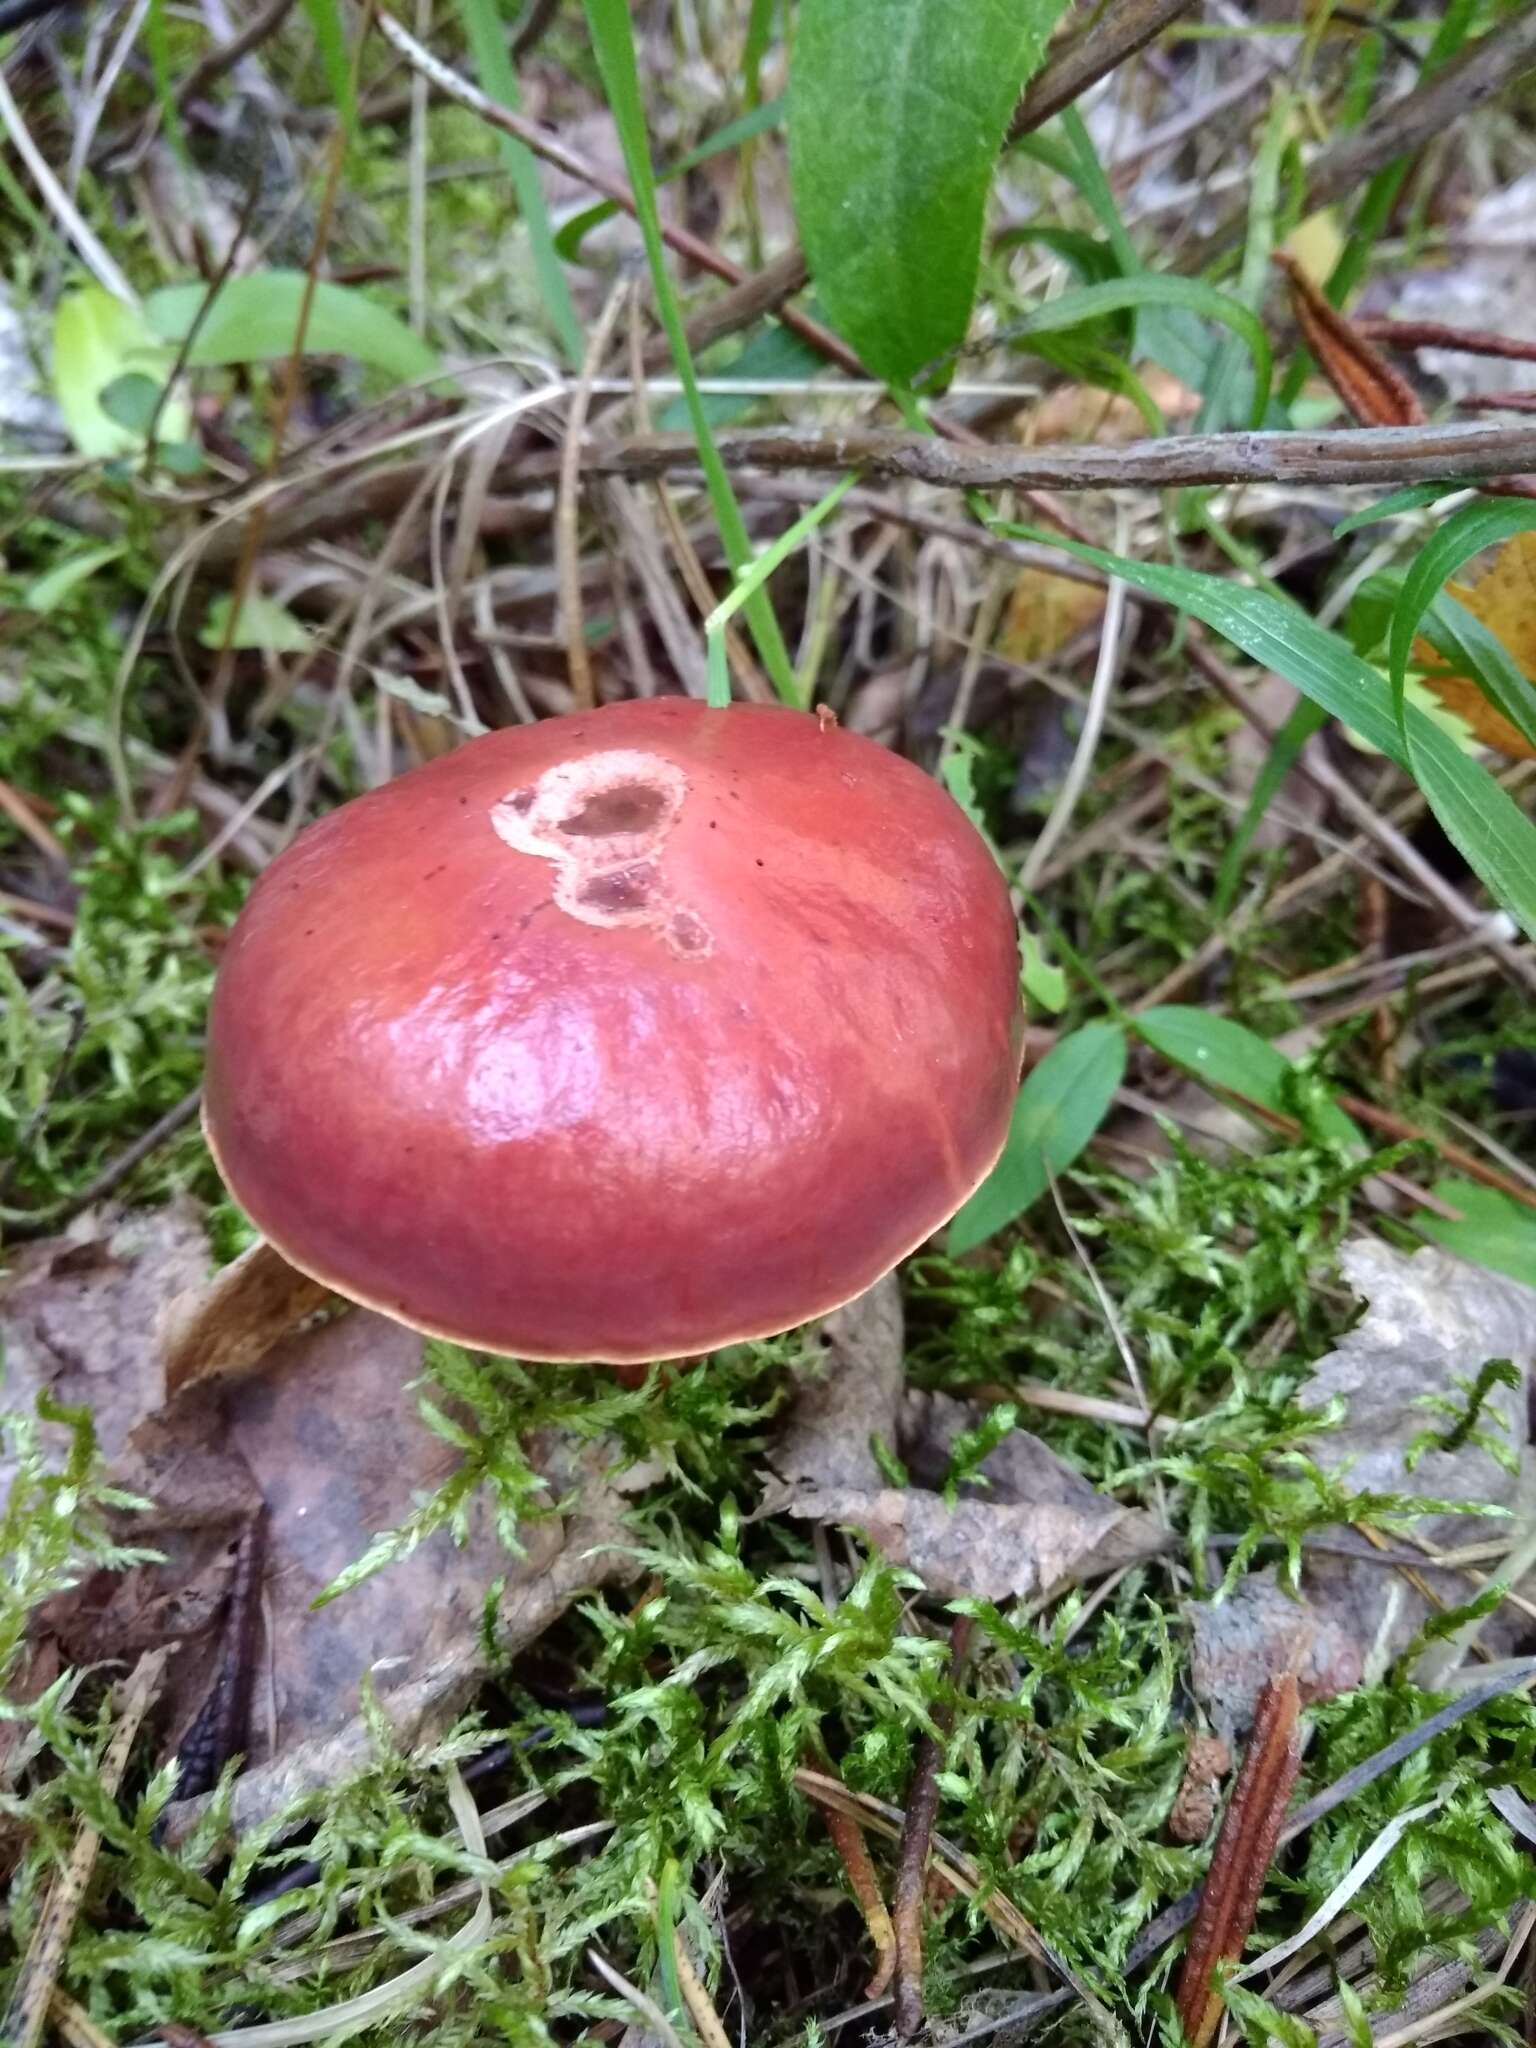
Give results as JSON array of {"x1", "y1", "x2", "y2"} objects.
[
  {"x1": 560, "y1": 783, "x2": 667, "y2": 838},
  {"x1": 577, "y1": 862, "x2": 657, "y2": 913}
]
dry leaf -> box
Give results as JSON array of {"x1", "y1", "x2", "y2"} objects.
[
  {"x1": 1022, "y1": 368, "x2": 1199, "y2": 447},
  {"x1": 3, "y1": 1206, "x2": 639, "y2": 1840},
  {"x1": 1188, "y1": 1567, "x2": 1366, "y2": 1741},
  {"x1": 1414, "y1": 528, "x2": 1536, "y2": 759},
  {"x1": 773, "y1": 1275, "x2": 904, "y2": 1493},
  {"x1": 1275, "y1": 252, "x2": 1424, "y2": 427},
  {"x1": 1195, "y1": 1238, "x2": 1536, "y2": 1732},
  {"x1": 763, "y1": 1291, "x2": 1170, "y2": 1601},
  {"x1": 999, "y1": 566, "x2": 1106, "y2": 665}
]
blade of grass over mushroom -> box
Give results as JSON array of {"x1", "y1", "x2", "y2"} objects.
[
  {"x1": 1417, "y1": 1180, "x2": 1536, "y2": 1286},
  {"x1": 999, "y1": 525, "x2": 1536, "y2": 939},
  {"x1": 145, "y1": 276, "x2": 441, "y2": 383},
  {"x1": 1388, "y1": 500, "x2": 1536, "y2": 755},
  {"x1": 585, "y1": 0, "x2": 797, "y2": 702},
  {"x1": 1134, "y1": 1006, "x2": 1364, "y2": 1148},
  {"x1": 703, "y1": 473, "x2": 857, "y2": 706},
  {"x1": 788, "y1": 0, "x2": 1070, "y2": 386},
  {"x1": 455, "y1": 0, "x2": 581, "y2": 364},
  {"x1": 948, "y1": 1023, "x2": 1126, "y2": 1254},
  {"x1": 1213, "y1": 698, "x2": 1328, "y2": 919}
]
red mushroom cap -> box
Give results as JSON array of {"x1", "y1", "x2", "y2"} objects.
[{"x1": 203, "y1": 699, "x2": 1022, "y2": 1362}]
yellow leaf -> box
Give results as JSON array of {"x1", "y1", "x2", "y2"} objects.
[
  {"x1": 1282, "y1": 209, "x2": 1344, "y2": 289},
  {"x1": 1413, "y1": 529, "x2": 1536, "y2": 760},
  {"x1": 1000, "y1": 567, "x2": 1106, "y2": 664}
]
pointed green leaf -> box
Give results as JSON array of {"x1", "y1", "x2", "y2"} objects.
[
  {"x1": 949, "y1": 1023, "x2": 1126, "y2": 1252},
  {"x1": 790, "y1": 0, "x2": 1070, "y2": 383}
]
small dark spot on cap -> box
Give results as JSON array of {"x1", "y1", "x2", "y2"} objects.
[
  {"x1": 754, "y1": 859, "x2": 764, "y2": 868},
  {"x1": 577, "y1": 861, "x2": 657, "y2": 913},
  {"x1": 668, "y1": 908, "x2": 710, "y2": 956},
  {"x1": 560, "y1": 783, "x2": 667, "y2": 838}
]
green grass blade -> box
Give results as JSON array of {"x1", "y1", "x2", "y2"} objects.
[
  {"x1": 1418, "y1": 1180, "x2": 1536, "y2": 1286},
  {"x1": 1001, "y1": 524, "x2": 1536, "y2": 939},
  {"x1": 1001, "y1": 276, "x2": 1273, "y2": 428},
  {"x1": 1333, "y1": 482, "x2": 1461, "y2": 537},
  {"x1": 300, "y1": 0, "x2": 356, "y2": 136},
  {"x1": 585, "y1": 0, "x2": 798, "y2": 702},
  {"x1": 456, "y1": 0, "x2": 583, "y2": 364},
  {"x1": 1213, "y1": 696, "x2": 1327, "y2": 919}
]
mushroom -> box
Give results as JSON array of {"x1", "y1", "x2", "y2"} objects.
[{"x1": 170, "y1": 698, "x2": 1022, "y2": 1382}]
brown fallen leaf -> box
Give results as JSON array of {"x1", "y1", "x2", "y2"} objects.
[
  {"x1": 764, "y1": 1290, "x2": 1169, "y2": 1601},
  {"x1": 1189, "y1": 1566, "x2": 1365, "y2": 1741},
  {"x1": 1414, "y1": 527, "x2": 1536, "y2": 759},
  {"x1": 1274, "y1": 252, "x2": 1425, "y2": 427},
  {"x1": 2, "y1": 1206, "x2": 639, "y2": 1841},
  {"x1": 1023, "y1": 368, "x2": 1200, "y2": 447}
]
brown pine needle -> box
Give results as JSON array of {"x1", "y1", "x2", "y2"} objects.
[{"x1": 1175, "y1": 1673, "x2": 1303, "y2": 2048}]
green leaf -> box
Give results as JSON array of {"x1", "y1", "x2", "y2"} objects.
[
  {"x1": 1418, "y1": 1179, "x2": 1536, "y2": 1287},
  {"x1": 1001, "y1": 525, "x2": 1536, "y2": 941},
  {"x1": 455, "y1": 0, "x2": 582, "y2": 363},
  {"x1": 98, "y1": 371, "x2": 163, "y2": 436},
  {"x1": 1387, "y1": 498, "x2": 1536, "y2": 755},
  {"x1": 1002, "y1": 275, "x2": 1273, "y2": 428},
  {"x1": 52, "y1": 287, "x2": 190, "y2": 458},
  {"x1": 1214, "y1": 697, "x2": 1328, "y2": 918},
  {"x1": 948, "y1": 1022, "x2": 1126, "y2": 1253},
  {"x1": 1020, "y1": 929, "x2": 1067, "y2": 1014},
  {"x1": 144, "y1": 275, "x2": 440, "y2": 385},
  {"x1": 789, "y1": 0, "x2": 1070, "y2": 383},
  {"x1": 659, "y1": 311, "x2": 824, "y2": 433},
  {"x1": 200, "y1": 592, "x2": 313, "y2": 654},
  {"x1": 1332, "y1": 480, "x2": 1461, "y2": 538},
  {"x1": 22, "y1": 543, "x2": 126, "y2": 614},
  {"x1": 1135, "y1": 1005, "x2": 1362, "y2": 1147}
]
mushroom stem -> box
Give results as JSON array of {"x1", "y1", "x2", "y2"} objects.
[{"x1": 160, "y1": 1239, "x2": 334, "y2": 1399}]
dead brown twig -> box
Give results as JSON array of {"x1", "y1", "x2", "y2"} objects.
[
  {"x1": 515, "y1": 419, "x2": 1536, "y2": 495},
  {"x1": 1361, "y1": 320, "x2": 1536, "y2": 366},
  {"x1": 1008, "y1": 0, "x2": 1200, "y2": 140},
  {"x1": 1175, "y1": 1674, "x2": 1303, "y2": 2048},
  {"x1": 893, "y1": 1618, "x2": 973, "y2": 2039}
]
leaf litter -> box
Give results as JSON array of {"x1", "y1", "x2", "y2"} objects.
[
  {"x1": 0, "y1": 1203, "x2": 637, "y2": 1842},
  {"x1": 761, "y1": 1274, "x2": 1170, "y2": 1602},
  {"x1": 1191, "y1": 1237, "x2": 1536, "y2": 1734}
]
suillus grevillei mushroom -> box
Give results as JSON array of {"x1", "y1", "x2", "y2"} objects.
[{"x1": 195, "y1": 698, "x2": 1023, "y2": 1367}]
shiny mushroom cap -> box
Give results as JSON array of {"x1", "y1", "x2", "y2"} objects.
[{"x1": 204, "y1": 698, "x2": 1023, "y2": 1362}]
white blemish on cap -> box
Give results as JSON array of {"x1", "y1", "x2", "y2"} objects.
[{"x1": 490, "y1": 749, "x2": 712, "y2": 956}]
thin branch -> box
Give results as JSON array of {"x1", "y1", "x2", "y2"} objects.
[
  {"x1": 1008, "y1": 0, "x2": 1200, "y2": 141},
  {"x1": 177, "y1": 0, "x2": 298, "y2": 108},
  {"x1": 544, "y1": 419, "x2": 1536, "y2": 494}
]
